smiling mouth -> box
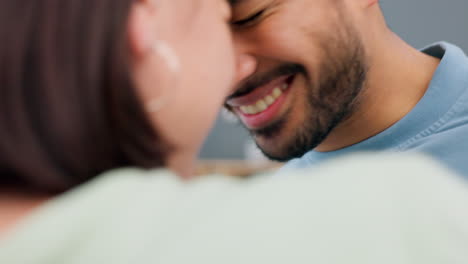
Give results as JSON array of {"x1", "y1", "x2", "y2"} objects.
[
  {"x1": 225, "y1": 64, "x2": 306, "y2": 129},
  {"x1": 237, "y1": 78, "x2": 291, "y2": 115},
  {"x1": 225, "y1": 74, "x2": 296, "y2": 129}
]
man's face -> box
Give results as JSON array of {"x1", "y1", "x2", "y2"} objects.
[{"x1": 225, "y1": 0, "x2": 368, "y2": 161}]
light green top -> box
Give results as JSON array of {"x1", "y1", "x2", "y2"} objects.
[{"x1": 1, "y1": 154, "x2": 468, "y2": 263}]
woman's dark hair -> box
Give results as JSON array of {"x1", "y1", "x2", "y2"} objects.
[{"x1": 0, "y1": 0, "x2": 169, "y2": 193}]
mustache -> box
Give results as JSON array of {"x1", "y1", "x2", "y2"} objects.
[{"x1": 226, "y1": 64, "x2": 308, "y2": 100}]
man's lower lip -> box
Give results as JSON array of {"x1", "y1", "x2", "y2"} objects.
[{"x1": 236, "y1": 86, "x2": 290, "y2": 129}]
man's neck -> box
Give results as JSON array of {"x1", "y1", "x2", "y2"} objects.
[{"x1": 315, "y1": 32, "x2": 440, "y2": 152}]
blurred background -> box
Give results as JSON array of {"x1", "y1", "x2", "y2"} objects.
[{"x1": 200, "y1": 0, "x2": 468, "y2": 163}]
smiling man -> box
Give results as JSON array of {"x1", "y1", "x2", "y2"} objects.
[{"x1": 225, "y1": 0, "x2": 468, "y2": 176}]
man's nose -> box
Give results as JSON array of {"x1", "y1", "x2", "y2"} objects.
[
  {"x1": 234, "y1": 53, "x2": 257, "y2": 83},
  {"x1": 233, "y1": 34, "x2": 258, "y2": 83}
]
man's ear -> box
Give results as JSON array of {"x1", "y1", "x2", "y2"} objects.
[{"x1": 127, "y1": 0, "x2": 158, "y2": 58}]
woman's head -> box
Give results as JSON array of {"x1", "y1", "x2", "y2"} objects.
[
  {"x1": 0, "y1": 0, "x2": 253, "y2": 192},
  {"x1": 128, "y1": 0, "x2": 242, "y2": 177}
]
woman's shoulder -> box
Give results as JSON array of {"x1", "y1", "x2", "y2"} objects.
[
  {"x1": 0, "y1": 170, "x2": 174, "y2": 259},
  {"x1": 2, "y1": 154, "x2": 468, "y2": 263},
  {"x1": 0, "y1": 167, "x2": 244, "y2": 263}
]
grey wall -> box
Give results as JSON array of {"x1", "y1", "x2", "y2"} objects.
[
  {"x1": 381, "y1": 0, "x2": 468, "y2": 50},
  {"x1": 200, "y1": 0, "x2": 468, "y2": 160}
]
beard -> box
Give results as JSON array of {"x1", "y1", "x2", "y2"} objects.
[{"x1": 250, "y1": 22, "x2": 368, "y2": 162}]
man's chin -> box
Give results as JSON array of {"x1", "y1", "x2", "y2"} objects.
[
  {"x1": 252, "y1": 133, "x2": 303, "y2": 162},
  {"x1": 250, "y1": 120, "x2": 329, "y2": 162},
  {"x1": 254, "y1": 139, "x2": 301, "y2": 162},
  {"x1": 246, "y1": 118, "x2": 300, "y2": 162},
  {"x1": 248, "y1": 116, "x2": 286, "y2": 139}
]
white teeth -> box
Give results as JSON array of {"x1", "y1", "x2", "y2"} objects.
[
  {"x1": 246, "y1": 106, "x2": 256, "y2": 114},
  {"x1": 239, "y1": 82, "x2": 289, "y2": 115},
  {"x1": 241, "y1": 105, "x2": 256, "y2": 115},
  {"x1": 265, "y1": 95, "x2": 275, "y2": 105},
  {"x1": 240, "y1": 106, "x2": 249, "y2": 114},
  {"x1": 256, "y1": 100, "x2": 268, "y2": 112},
  {"x1": 272, "y1": 88, "x2": 282, "y2": 98},
  {"x1": 249, "y1": 105, "x2": 259, "y2": 114}
]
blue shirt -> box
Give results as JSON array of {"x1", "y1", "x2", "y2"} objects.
[{"x1": 285, "y1": 42, "x2": 468, "y2": 177}]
